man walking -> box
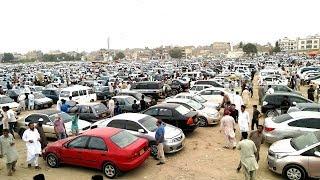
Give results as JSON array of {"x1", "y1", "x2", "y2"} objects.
[
  {"x1": 236, "y1": 132, "x2": 259, "y2": 180},
  {"x1": 155, "y1": 120, "x2": 165, "y2": 165},
  {"x1": 140, "y1": 95, "x2": 147, "y2": 111},
  {"x1": 249, "y1": 125, "x2": 265, "y2": 162},
  {"x1": 22, "y1": 122, "x2": 41, "y2": 169},
  {"x1": 0, "y1": 129, "x2": 19, "y2": 176},
  {"x1": 220, "y1": 110, "x2": 236, "y2": 149},
  {"x1": 251, "y1": 105, "x2": 260, "y2": 130},
  {"x1": 132, "y1": 100, "x2": 139, "y2": 113},
  {"x1": 28, "y1": 92, "x2": 35, "y2": 110},
  {"x1": 7, "y1": 107, "x2": 17, "y2": 138},
  {"x1": 54, "y1": 116, "x2": 66, "y2": 140},
  {"x1": 36, "y1": 118, "x2": 48, "y2": 149},
  {"x1": 238, "y1": 105, "x2": 250, "y2": 140},
  {"x1": 308, "y1": 85, "x2": 315, "y2": 101},
  {"x1": 108, "y1": 97, "x2": 115, "y2": 117},
  {"x1": 230, "y1": 104, "x2": 239, "y2": 123}
]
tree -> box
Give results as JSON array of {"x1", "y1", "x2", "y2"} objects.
[
  {"x1": 169, "y1": 48, "x2": 182, "y2": 59},
  {"x1": 239, "y1": 41, "x2": 243, "y2": 48},
  {"x1": 242, "y1": 43, "x2": 257, "y2": 54},
  {"x1": 114, "y1": 52, "x2": 125, "y2": 60},
  {"x1": 273, "y1": 41, "x2": 281, "y2": 53},
  {"x1": 2, "y1": 53, "x2": 14, "y2": 62}
]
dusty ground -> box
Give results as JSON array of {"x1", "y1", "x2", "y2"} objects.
[{"x1": 1, "y1": 76, "x2": 304, "y2": 180}]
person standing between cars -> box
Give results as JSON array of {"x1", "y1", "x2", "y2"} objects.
[
  {"x1": 18, "y1": 93, "x2": 26, "y2": 111},
  {"x1": 1, "y1": 106, "x2": 9, "y2": 134},
  {"x1": 54, "y1": 116, "x2": 66, "y2": 140},
  {"x1": 28, "y1": 92, "x2": 35, "y2": 110},
  {"x1": 67, "y1": 96, "x2": 77, "y2": 113},
  {"x1": 60, "y1": 99, "x2": 69, "y2": 113},
  {"x1": 230, "y1": 104, "x2": 239, "y2": 123},
  {"x1": 249, "y1": 125, "x2": 265, "y2": 162},
  {"x1": 36, "y1": 118, "x2": 47, "y2": 149},
  {"x1": 242, "y1": 88, "x2": 251, "y2": 106},
  {"x1": 132, "y1": 100, "x2": 139, "y2": 113},
  {"x1": 6, "y1": 106, "x2": 17, "y2": 138},
  {"x1": 266, "y1": 85, "x2": 274, "y2": 95},
  {"x1": 22, "y1": 122, "x2": 41, "y2": 169},
  {"x1": 0, "y1": 86, "x2": 4, "y2": 95},
  {"x1": 280, "y1": 96, "x2": 291, "y2": 114},
  {"x1": 236, "y1": 132, "x2": 259, "y2": 180},
  {"x1": 238, "y1": 105, "x2": 250, "y2": 140},
  {"x1": 155, "y1": 120, "x2": 165, "y2": 165},
  {"x1": 251, "y1": 105, "x2": 261, "y2": 130},
  {"x1": 0, "y1": 129, "x2": 19, "y2": 176},
  {"x1": 307, "y1": 85, "x2": 315, "y2": 101},
  {"x1": 108, "y1": 97, "x2": 115, "y2": 117},
  {"x1": 220, "y1": 92, "x2": 231, "y2": 108},
  {"x1": 140, "y1": 95, "x2": 147, "y2": 111},
  {"x1": 150, "y1": 97, "x2": 157, "y2": 106},
  {"x1": 71, "y1": 112, "x2": 79, "y2": 136},
  {"x1": 220, "y1": 110, "x2": 236, "y2": 149}
]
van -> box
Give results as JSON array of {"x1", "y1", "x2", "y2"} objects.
[{"x1": 59, "y1": 85, "x2": 97, "y2": 103}]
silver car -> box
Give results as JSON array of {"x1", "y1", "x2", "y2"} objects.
[
  {"x1": 92, "y1": 113, "x2": 185, "y2": 157},
  {"x1": 267, "y1": 131, "x2": 320, "y2": 180},
  {"x1": 263, "y1": 111, "x2": 320, "y2": 143}
]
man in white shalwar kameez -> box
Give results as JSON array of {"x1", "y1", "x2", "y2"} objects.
[
  {"x1": 220, "y1": 110, "x2": 237, "y2": 149},
  {"x1": 242, "y1": 88, "x2": 251, "y2": 106},
  {"x1": 22, "y1": 122, "x2": 41, "y2": 169},
  {"x1": 233, "y1": 92, "x2": 244, "y2": 112}
]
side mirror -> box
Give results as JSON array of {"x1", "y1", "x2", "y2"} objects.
[
  {"x1": 292, "y1": 102, "x2": 297, "y2": 106},
  {"x1": 138, "y1": 129, "x2": 145, "y2": 133},
  {"x1": 314, "y1": 151, "x2": 320, "y2": 157}
]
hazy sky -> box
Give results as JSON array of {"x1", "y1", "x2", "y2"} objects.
[{"x1": 0, "y1": 0, "x2": 319, "y2": 53}]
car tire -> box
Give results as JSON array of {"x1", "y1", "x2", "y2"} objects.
[
  {"x1": 90, "y1": 99, "x2": 94, "y2": 102},
  {"x1": 171, "y1": 89, "x2": 178, "y2": 96},
  {"x1": 266, "y1": 110, "x2": 278, "y2": 117},
  {"x1": 198, "y1": 117, "x2": 208, "y2": 127},
  {"x1": 149, "y1": 142, "x2": 158, "y2": 158},
  {"x1": 46, "y1": 153, "x2": 59, "y2": 168},
  {"x1": 18, "y1": 128, "x2": 26, "y2": 138},
  {"x1": 103, "y1": 162, "x2": 118, "y2": 179},
  {"x1": 35, "y1": 105, "x2": 40, "y2": 110},
  {"x1": 283, "y1": 165, "x2": 306, "y2": 180}
]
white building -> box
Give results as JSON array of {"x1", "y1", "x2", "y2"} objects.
[
  {"x1": 278, "y1": 37, "x2": 297, "y2": 52},
  {"x1": 297, "y1": 35, "x2": 320, "y2": 51}
]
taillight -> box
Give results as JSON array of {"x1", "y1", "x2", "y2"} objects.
[
  {"x1": 264, "y1": 127, "x2": 275, "y2": 132},
  {"x1": 186, "y1": 117, "x2": 194, "y2": 125}
]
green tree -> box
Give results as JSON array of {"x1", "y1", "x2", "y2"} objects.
[
  {"x1": 239, "y1": 41, "x2": 243, "y2": 48},
  {"x1": 169, "y1": 48, "x2": 182, "y2": 59},
  {"x1": 2, "y1": 53, "x2": 14, "y2": 62},
  {"x1": 273, "y1": 41, "x2": 281, "y2": 53},
  {"x1": 242, "y1": 43, "x2": 257, "y2": 54},
  {"x1": 114, "y1": 52, "x2": 125, "y2": 60}
]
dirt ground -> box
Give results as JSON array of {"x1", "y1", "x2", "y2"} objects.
[{"x1": 1, "y1": 76, "x2": 302, "y2": 180}]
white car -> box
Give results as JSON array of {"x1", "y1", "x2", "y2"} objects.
[
  {"x1": 196, "y1": 87, "x2": 238, "y2": 105},
  {"x1": 169, "y1": 92, "x2": 219, "y2": 109},
  {"x1": 0, "y1": 95, "x2": 21, "y2": 114},
  {"x1": 189, "y1": 84, "x2": 213, "y2": 94},
  {"x1": 164, "y1": 98, "x2": 220, "y2": 126}
]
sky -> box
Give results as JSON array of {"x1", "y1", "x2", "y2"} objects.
[{"x1": 0, "y1": 0, "x2": 319, "y2": 53}]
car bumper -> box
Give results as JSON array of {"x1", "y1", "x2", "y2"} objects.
[
  {"x1": 267, "y1": 155, "x2": 285, "y2": 175},
  {"x1": 163, "y1": 139, "x2": 185, "y2": 153},
  {"x1": 263, "y1": 132, "x2": 281, "y2": 144},
  {"x1": 206, "y1": 115, "x2": 220, "y2": 125},
  {"x1": 117, "y1": 149, "x2": 150, "y2": 172}
]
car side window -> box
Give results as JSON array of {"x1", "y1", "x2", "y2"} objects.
[
  {"x1": 119, "y1": 99, "x2": 126, "y2": 105},
  {"x1": 88, "y1": 137, "x2": 107, "y2": 151},
  {"x1": 302, "y1": 145, "x2": 320, "y2": 156},
  {"x1": 107, "y1": 120, "x2": 126, "y2": 129},
  {"x1": 159, "y1": 108, "x2": 173, "y2": 116},
  {"x1": 305, "y1": 119, "x2": 320, "y2": 129},
  {"x1": 290, "y1": 97, "x2": 308, "y2": 103},
  {"x1": 88, "y1": 89, "x2": 94, "y2": 94},
  {"x1": 80, "y1": 106, "x2": 91, "y2": 113},
  {"x1": 126, "y1": 121, "x2": 143, "y2": 132},
  {"x1": 25, "y1": 115, "x2": 39, "y2": 123},
  {"x1": 79, "y1": 90, "x2": 84, "y2": 96},
  {"x1": 212, "y1": 90, "x2": 221, "y2": 95},
  {"x1": 72, "y1": 91, "x2": 79, "y2": 97},
  {"x1": 288, "y1": 119, "x2": 308, "y2": 128},
  {"x1": 200, "y1": 90, "x2": 211, "y2": 95},
  {"x1": 144, "y1": 108, "x2": 158, "y2": 116},
  {"x1": 68, "y1": 136, "x2": 90, "y2": 149}
]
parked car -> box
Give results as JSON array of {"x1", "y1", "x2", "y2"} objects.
[
  {"x1": 267, "y1": 131, "x2": 320, "y2": 180},
  {"x1": 93, "y1": 86, "x2": 113, "y2": 100},
  {"x1": 16, "y1": 110, "x2": 91, "y2": 138},
  {"x1": 189, "y1": 84, "x2": 213, "y2": 94},
  {"x1": 112, "y1": 95, "x2": 139, "y2": 112},
  {"x1": 143, "y1": 103, "x2": 199, "y2": 132},
  {"x1": 43, "y1": 127, "x2": 150, "y2": 178},
  {"x1": 164, "y1": 98, "x2": 220, "y2": 126},
  {"x1": 0, "y1": 95, "x2": 21, "y2": 114},
  {"x1": 130, "y1": 81, "x2": 166, "y2": 99},
  {"x1": 170, "y1": 92, "x2": 220, "y2": 110},
  {"x1": 59, "y1": 85, "x2": 97, "y2": 103},
  {"x1": 263, "y1": 111, "x2": 320, "y2": 143},
  {"x1": 118, "y1": 90, "x2": 151, "y2": 105},
  {"x1": 287, "y1": 103, "x2": 320, "y2": 113},
  {"x1": 194, "y1": 80, "x2": 224, "y2": 88},
  {"x1": 30, "y1": 86, "x2": 45, "y2": 92},
  {"x1": 196, "y1": 87, "x2": 237, "y2": 105},
  {"x1": 42, "y1": 89, "x2": 60, "y2": 103},
  {"x1": 92, "y1": 113, "x2": 185, "y2": 157},
  {"x1": 6, "y1": 89, "x2": 21, "y2": 102},
  {"x1": 33, "y1": 92, "x2": 54, "y2": 109},
  {"x1": 262, "y1": 85, "x2": 302, "y2": 97},
  {"x1": 261, "y1": 93, "x2": 313, "y2": 117},
  {"x1": 77, "y1": 103, "x2": 109, "y2": 122},
  {"x1": 170, "y1": 79, "x2": 189, "y2": 92}
]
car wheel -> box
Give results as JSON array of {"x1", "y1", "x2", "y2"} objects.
[
  {"x1": 46, "y1": 153, "x2": 59, "y2": 168},
  {"x1": 90, "y1": 99, "x2": 94, "y2": 102},
  {"x1": 150, "y1": 143, "x2": 158, "y2": 158},
  {"x1": 198, "y1": 117, "x2": 208, "y2": 127},
  {"x1": 284, "y1": 165, "x2": 306, "y2": 180},
  {"x1": 103, "y1": 163, "x2": 118, "y2": 179},
  {"x1": 266, "y1": 110, "x2": 278, "y2": 117},
  {"x1": 171, "y1": 89, "x2": 178, "y2": 96},
  {"x1": 18, "y1": 128, "x2": 26, "y2": 138}
]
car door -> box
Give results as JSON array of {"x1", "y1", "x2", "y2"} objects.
[
  {"x1": 79, "y1": 105, "x2": 94, "y2": 121},
  {"x1": 61, "y1": 136, "x2": 90, "y2": 165},
  {"x1": 158, "y1": 108, "x2": 175, "y2": 126},
  {"x1": 80, "y1": 136, "x2": 108, "y2": 169},
  {"x1": 306, "y1": 145, "x2": 320, "y2": 178},
  {"x1": 39, "y1": 115, "x2": 56, "y2": 138},
  {"x1": 107, "y1": 120, "x2": 126, "y2": 129},
  {"x1": 125, "y1": 120, "x2": 146, "y2": 138},
  {"x1": 144, "y1": 108, "x2": 159, "y2": 119},
  {"x1": 287, "y1": 119, "x2": 317, "y2": 137}
]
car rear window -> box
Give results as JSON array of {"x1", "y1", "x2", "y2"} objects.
[
  {"x1": 175, "y1": 105, "x2": 190, "y2": 115},
  {"x1": 111, "y1": 130, "x2": 138, "y2": 148},
  {"x1": 272, "y1": 114, "x2": 292, "y2": 123},
  {"x1": 93, "y1": 104, "x2": 108, "y2": 114},
  {"x1": 60, "y1": 91, "x2": 70, "y2": 97}
]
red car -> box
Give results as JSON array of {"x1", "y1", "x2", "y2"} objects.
[{"x1": 43, "y1": 127, "x2": 150, "y2": 178}]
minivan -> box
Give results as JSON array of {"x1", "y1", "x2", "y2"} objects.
[{"x1": 59, "y1": 85, "x2": 97, "y2": 103}]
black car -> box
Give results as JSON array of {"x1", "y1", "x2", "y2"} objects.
[
  {"x1": 168, "y1": 79, "x2": 189, "y2": 94},
  {"x1": 194, "y1": 80, "x2": 224, "y2": 88},
  {"x1": 93, "y1": 86, "x2": 113, "y2": 100},
  {"x1": 77, "y1": 103, "x2": 109, "y2": 122},
  {"x1": 6, "y1": 89, "x2": 21, "y2": 102},
  {"x1": 130, "y1": 81, "x2": 166, "y2": 99},
  {"x1": 143, "y1": 103, "x2": 199, "y2": 132},
  {"x1": 261, "y1": 92, "x2": 313, "y2": 117},
  {"x1": 118, "y1": 90, "x2": 151, "y2": 104},
  {"x1": 42, "y1": 89, "x2": 60, "y2": 103}
]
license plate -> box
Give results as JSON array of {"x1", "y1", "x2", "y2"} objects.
[
  {"x1": 44, "y1": 104, "x2": 48, "y2": 108},
  {"x1": 139, "y1": 149, "x2": 145, "y2": 155}
]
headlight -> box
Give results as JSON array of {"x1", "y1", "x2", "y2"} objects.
[{"x1": 275, "y1": 153, "x2": 288, "y2": 159}]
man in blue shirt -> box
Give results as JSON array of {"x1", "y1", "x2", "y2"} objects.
[
  {"x1": 155, "y1": 120, "x2": 165, "y2": 165},
  {"x1": 60, "y1": 99, "x2": 69, "y2": 113}
]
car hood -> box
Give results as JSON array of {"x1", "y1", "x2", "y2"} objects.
[
  {"x1": 164, "y1": 124, "x2": 183, "y2": 139},
  {"x1": 269, "y1": 139, "x2": 296, "y2": 153},
  {"x1": 201, "y1": 106, "x2": 218, "y2": 115},
  {"x1": 65, "y1": 119, "x2": 92, "y2": 131},
  {"x1": 35, "y1": 98, "x2": 53, "y2": 104}
]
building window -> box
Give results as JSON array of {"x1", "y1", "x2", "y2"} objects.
[
  {"x1": 306, "y1": 45, "x2": 312, "y2": 49},
  {"x1": 314, "y1": 40, "x2": 318, "y2": 44},
  {"x1": 301, "y1": 46, "x2": 305, "y2": 49},
  {"x1": 301, "y1": 41, "x2": 305, "y2": 44},
  {"x1": 314, "y1": 45, "x2": 318, "y2": 49},
  {"x1": 307, "y1": 40, "x2": 312, "y2": 44}
]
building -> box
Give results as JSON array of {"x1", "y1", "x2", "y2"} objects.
[
  {"x1": 25, "y1": 50, "x2": 43, "y2": 60},
  {"x1": 211, "y1": 42, "x2": 231, "y2": 55},
  {"x1": 297, "y1": 35, "x2": 320, "y2": 51},
  {"x1": 181, "y1": 46, "x2": 194, "y2": 59},
  {"x1": 278, "y1": 37, "x2": 297, "y2": 52}
]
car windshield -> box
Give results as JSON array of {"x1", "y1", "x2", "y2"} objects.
[
  {"x1": 188, "y1": 99, "x2": 204, "y2": 110},
  {"x1": 60, "y1": 91, "x2": 70, "y2": 97},
  {"x1": 175, "y1": 105, "x2": 190, "y2": 115},
  {"x1": 190, "y1": 86, "x2": 197, "y2": 91},
  {"x1": 272, "y1": 114, "x2": 292, "y2": 123},
  {"x1": 126, "y1": 96, "x2": 136, "y2": 104},
  {"x1": 111, "y1": 130, "x2": 138, "y2": 148},
  {"x1": 49, "y1": 112, "x2": 73, "y2": 123},
  {"x1": 0, "y1": 96, "x2": 14, "y2": 104},
  {"x1": 290, "y1": 131, "x2": 320, "y2": 151},
  {"x1": 94, "y1": 86, "x2": 108, "y2": 92},
  {"x1": 93, "y1": 104, "x2": 108, "y2": 114},
  {"x1": 193, "y1": 95, "x2": 207, "y2": 103},
  {"x1": 34, "y1": 93, "x2": 46, "y2": 99},
  {"x1": 138, "y1": 116, "x2": 158, "y2": 132}
]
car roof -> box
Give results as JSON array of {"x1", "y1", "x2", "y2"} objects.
[
  {"x1": 151, "y1": 103, "x2": 181, "y2": 108},
  {"x1": 176, "y1": 92, "x2": 194, "y2": 96},
  {"x1": 28, "y1": 109, "x2": 60, "y2": 116},
  {"x1": 113, "y1": 95, "x2": 132, "y2": 99},
  {"x1": 111, "y1": 113, "x2": 148, "y2": 121},
  {"x1": 82, "y1": 127, "x2": 120, "y2": 137},
  {"x1": 165, "y1": 98, "x2": 191, "y2": 103},
  {"x1": 61, "y1": 85, "x2": 91, "y2": 91},
  {"x1": 288, "y1": 111, "x2": 320, "y2": 119},
  {"x1": 78, "y1": 102, "x2": 103, "y2": 106},
  {"x1": 265, "y1": 92, "x2": 302, "y2": 97},
  {"x1": 296, "y1": 103, "x2": 320, "y2": 108}
]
